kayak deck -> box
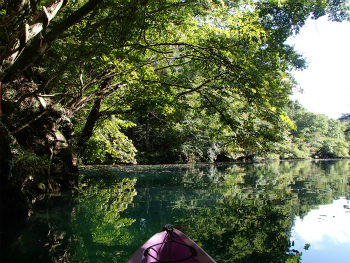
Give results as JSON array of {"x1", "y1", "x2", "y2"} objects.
[{"x1": 126, "y1": 225, "x2": 216, "y2": 263}]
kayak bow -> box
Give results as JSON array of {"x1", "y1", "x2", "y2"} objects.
[{"x1": 126, "y1": 225, "x2": 216, "y2": 263}]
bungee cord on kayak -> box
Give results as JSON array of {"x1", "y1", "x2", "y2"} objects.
[{"x1": 143, "y1": 225, "x2": 197, "y2": 263}]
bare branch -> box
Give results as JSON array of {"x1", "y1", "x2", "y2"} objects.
[{"x1": 10, "y1": 110, "x2": 48, "y2": 134}]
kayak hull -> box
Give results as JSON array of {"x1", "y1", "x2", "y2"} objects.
[{"x1": 126, "y1": 228, "x2": 216, "y2": 263}]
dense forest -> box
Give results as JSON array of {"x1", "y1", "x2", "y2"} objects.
[
  {"x1": 81, "y1": 100, "x2": 350, "y2": 164},
  {"x1": 1, "y1": 0, "x2": 350, "y2": 218}
]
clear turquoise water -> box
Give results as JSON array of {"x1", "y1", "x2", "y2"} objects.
[{"x1": 1, "y1": 160, "x2": 349, "y2": 263}]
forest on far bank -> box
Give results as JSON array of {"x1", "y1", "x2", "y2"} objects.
[{"x1": 81, "y1": 100, "x2": 350, "y2": 165}]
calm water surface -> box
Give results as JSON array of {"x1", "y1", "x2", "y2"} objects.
[{"x1": 1, "y1": 160, "x2": 350, "y2": 263}]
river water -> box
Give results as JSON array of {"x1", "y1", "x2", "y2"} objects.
[{"x1": 1, "y1": 160, "x2": 349, "y2": 263}]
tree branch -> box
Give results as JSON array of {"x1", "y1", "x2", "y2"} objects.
[
  {"x1": 176, "y1": 72, "x2": 228, "y2": 97},
  {"x1": 0, "y1": 0, "x2": 69, "y2": 81},
  {"x1": 76, "y1": 77, "x2": 112, "y2": 154},
  {"x1": 10, "y1": 110, "x2": 48, "y2": 134},
  {"x1": 1, "y1": 0, "x2": 103, "y2": 83}
]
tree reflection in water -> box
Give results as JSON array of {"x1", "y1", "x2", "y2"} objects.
[
  {"x1": 1, "y1": 173, "x2": 137, "y2": 263},
  {"x1": 70, "y1": 176, "x2": 137, "y2": 262},
  {"x1": 1, "y1": 160, "x2": 349, "y2": 263}
]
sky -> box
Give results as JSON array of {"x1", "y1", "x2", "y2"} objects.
[{"x1": 288, "y1": 16, "x2": 350, "y2": 120}]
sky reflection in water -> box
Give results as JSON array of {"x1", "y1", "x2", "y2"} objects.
[{"x1": 291, "y1": 198, "x2": 350, "y2": 263}]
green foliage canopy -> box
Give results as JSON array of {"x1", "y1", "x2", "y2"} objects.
[{"x1": 1, "y1": 0, "x2": 349, "y2": 166}]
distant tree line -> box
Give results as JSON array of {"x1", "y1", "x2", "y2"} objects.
[
  {"x1": 80, "y1": 100, "x2": 350, "y2": 164},
  {"x1": 280, "y1": 101, "x2": 350, "y2": 159}
]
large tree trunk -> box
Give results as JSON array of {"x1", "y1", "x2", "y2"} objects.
[
  {"x1": 0, "y1": 0, "x2": 103, "y2": 83},
  {"x1": 0, "y1": 0, "x2": 69, "y2": 81},
  {"x1": 76, "y1": 77, "x2": 112, "y2": 156},
  {"x1": 77, "y1": 97, "x2": 102, "y2": 156}
]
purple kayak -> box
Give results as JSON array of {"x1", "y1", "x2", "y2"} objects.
[{"x1": 126, "y1": 225, "x2": 216, "y2": 263}]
